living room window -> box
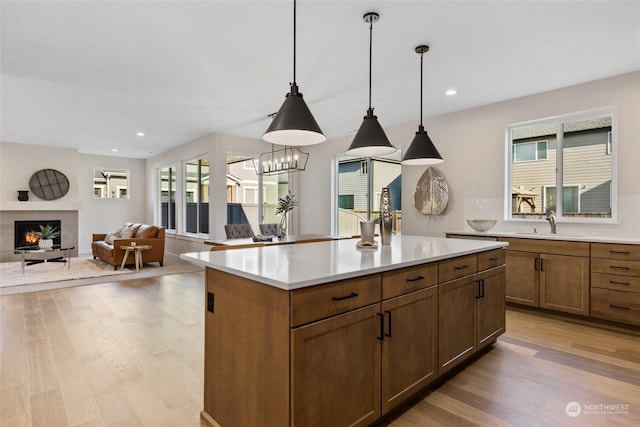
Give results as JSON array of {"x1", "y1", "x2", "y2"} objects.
[
  {"x1": 507, "y1": 107, "x2": 616, "y2": 222},
  {"x1": 184, "y1": 157, "x2": 209, "y2": 235},
  {"x1": 159, "y1": 165, "x2": 176, "y2": 231}
]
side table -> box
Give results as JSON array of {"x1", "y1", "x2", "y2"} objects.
[{"x1": 120, "y1": 245, "x2": 152, "y2": 271}]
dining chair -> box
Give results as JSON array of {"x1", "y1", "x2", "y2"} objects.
[
  {"x1": 259, "y1": 223, "x2": 281, "y2": 236},
  {"x1": 224, "y1": 224, "x2": 254, "y2": 239}
]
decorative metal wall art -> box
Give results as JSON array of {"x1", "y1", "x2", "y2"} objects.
[
  {"x1": 29, "y1": 169, "x2": 69, "y2": 201},
  {"x1": 414, "y1": 167, "x2": 449, "y2": 215}
]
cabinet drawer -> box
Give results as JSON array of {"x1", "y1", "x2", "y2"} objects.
[
  {"x1": 291, "y1": 274, "x2": 381, "y2": 327},
  {"x1": 382, "y1": 263, "x2": 437, "y2": 299},
  {"x1": 591, "y1": 243, "x2": 640, "y2": 261},
  {"x1": 591, "y1": 288, "x2": 640, "y2": 326},
  {"x1": 591, "y1": 273, "x2": 640, "y2": 293},
  {"x1": 477, "y1": 249, "x2": 505, "y2": 271},
  {"x1": 499, "y1": 238, "x2": 589, "y2": 257},
  {"x1": 438, "y1": 255, "x2": 477, "y2": 283},
  {"x1": 591, "y1": 258, "x2": 640, "y2": 278}
]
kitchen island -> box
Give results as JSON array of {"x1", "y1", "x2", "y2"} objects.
[{"x1": 182, "y1": 235, "x2": 508, "y2": 427}]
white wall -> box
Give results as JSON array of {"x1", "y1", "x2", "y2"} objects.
[
  {"x1": 300, "y1": 71, "x2": 640, "y2": 240},
  {"x1": 0, "y1": 141, "x2": 79, "y2": 204},
  {"x1": 77, "y1": 154, "x2": 147, "y2": 254}
]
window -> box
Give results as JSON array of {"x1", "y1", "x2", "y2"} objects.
[
  {"x1": 159, "y1": 165, "x2": 176, "y2": 231},
  {"x1": 336, "y1": 152, "x2": 402, "y2": 236},
  {"x1": 93, "y1": 168, "x2": 129, "y2": 199},
  {"x1": 512, "y1": 140, "x2": 548, "y2": 162},
  {"x1": 507, "y1": 108, "x2": 615, "y2": 222},
  {"x1": 184, "y1": 157, "x2": 209, "y2": 235},
  {"x1": 227, "y1": 153, "x2": 289, "y2": 234}
]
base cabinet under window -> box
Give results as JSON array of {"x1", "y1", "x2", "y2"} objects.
[{"x1": 502, "y1": 238, "x2": 590, "y2": 316}]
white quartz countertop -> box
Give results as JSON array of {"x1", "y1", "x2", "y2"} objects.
[
  {"x1": 180, "y1": 235, "x2": 507, "y2": 290},
  {"x1": 447, "y1": 230, "x2": 640, "y2": 245}
]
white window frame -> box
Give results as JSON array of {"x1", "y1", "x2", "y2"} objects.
[{"x1": 505, "y1": 106, "x2": 617, "y2": 224}]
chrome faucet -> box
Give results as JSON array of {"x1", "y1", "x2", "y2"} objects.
[{"x1": 545, "y1": 211, "x2": 556, "y2": 234}]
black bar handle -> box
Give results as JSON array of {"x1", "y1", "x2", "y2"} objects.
[
  {"x1": 207, "y1": 292, "x2": 214, "y2": 313},
  {"x1": 534, "y1": 258, "x2": 539, "y2": 271},
  {"x1": 454, "y1": 265, "x2": 469, "y2": 270},
  {"x1": 332, "y1": 292, "x2": 358, "y2": 301},
  {"x1": 609, "y1": 304, "x2": 630, "y2": 311},
  {"x1": 377, "y1": 313, "x2": 384, "y2": 341},
  {"x1": 481, "y1": 279, "x2": 485, "y2": 298},
  {"x1": 489, "y1": 256, "x2": 502, "y2": 261},
  {"x1": 384, "y1": 310, "x2": 392, "y2": 337},
  {"x1": 610, "y1": 265, "x2": 630, "y2": 270},
  {"x1": 540, "y1": 259, "x2": 545, "y2": 271},
  {"x1": 610, "y1": 250, "x2": 630, "y2": 255},
  {"x1": 610, "y1": 281, "x2": 630, "y2": 286},
  {"x1": 475, "y1": 280, "x2": 482, "y2": 299},
  {"x1": 406, "y1": 276, "x2": 425, "y2": 282}
]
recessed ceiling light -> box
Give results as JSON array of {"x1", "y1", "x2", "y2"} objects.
[
  {"x1": 445, "y1": 89, "x2": 457, "y2": 96},
  {"x1": 111, "y1": 148, "x2": 118, "y2": 152},
  {"x1": 136, "y1": 132, "x2": 145, "y2": 137}
]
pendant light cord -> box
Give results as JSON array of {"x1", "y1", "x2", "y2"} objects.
[
  {"x1": 293, "y1": 0, "x2": 296, "y2": 85},
  {"x1": 368, "y1": 18, "x2": 373, "y2": 110},
  {"x1": 419, "y1": 50, "x2": 423, "y2": 127}
]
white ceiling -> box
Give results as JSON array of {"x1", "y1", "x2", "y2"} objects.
[{"x1": 2, "y1": 0, "x2": 639, "y2": 159}]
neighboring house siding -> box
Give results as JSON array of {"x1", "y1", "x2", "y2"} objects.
[
  {"x1": 562, "y1": 129, "x2": 612, "y2": 214},
  {"x1": 512, "y1": 128, "x2": 611, "y2": 214},
  {"x1": 512, "y1": 138, "x2": 557, "y2": 212},
  {"x1": 338, "y1": 161, "x2": 369, "y2": 211}
]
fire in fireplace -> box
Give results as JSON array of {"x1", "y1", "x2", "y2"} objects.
[{"x1": 14, "y1": 220, "x2": 62, "y2": 249}]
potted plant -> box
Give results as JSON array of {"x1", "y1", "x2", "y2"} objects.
[
  {"x1": 36, "y1": 224, "x2": 61, "y2": 249},
  {"x1": 276, "y1": 191, "x2": 298, "y2": 238}
]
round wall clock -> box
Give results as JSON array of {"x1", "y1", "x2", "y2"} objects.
[{"x1": 29, "y1": 169, "x2": 70, "y2": 200}]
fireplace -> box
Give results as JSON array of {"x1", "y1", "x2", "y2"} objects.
[{"x1": 14, "y1": 220, "x2": 62, "y2": 250}]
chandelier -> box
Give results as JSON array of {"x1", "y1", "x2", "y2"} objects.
[{"x1": 253, "y1": 146, "x2": 309, "y2": 176}]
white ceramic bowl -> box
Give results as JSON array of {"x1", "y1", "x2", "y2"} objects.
[{"x1": 466, "y1": 219, "x2": 497, "y2": 232}]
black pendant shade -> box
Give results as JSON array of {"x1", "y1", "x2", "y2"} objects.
[
  {"x1": 401, "y1": 45, "x2": 443, "y2": 165},
  {"x1": 402, "y1": 125, "x2": 443, "y2": 165},
  {"x1": 264, "y1": 83, "x2": 325, "y2": 146},
  {"x1": 347, "y1": 108, "x2": 395, "y2": 157},
  {"x1": 346, "y1": 12, "x2": 395, "y2": 157},
  {"x1": 263, "y1": 0, "x2": 326, "y2": 146}
]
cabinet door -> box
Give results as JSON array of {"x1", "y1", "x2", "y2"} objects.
[
  {"x1": 381, "y1": 287, "x2": 437, "y2": 414},
  {"x1": 476, "y1": 267, "x2": 506, "y2": 350},
  {"x1": 539, "y1": 254, "x2": 589, "y2": 315},
  {"x1": 291, "y1": 304, "x2": 381, "y2": 427},
  {"x1": 505, "y1": 250, "x2": 539, "y2": 306},
  {"x1": 438, "y1": 275, "x2": 476, "y2": 374}
]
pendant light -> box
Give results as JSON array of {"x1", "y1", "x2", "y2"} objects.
[
  {"x1": 345, "y1": 12, "x2": 395, "y2": 157},
  {"x1": 401, "y1": 45, "x2": 443, "y2": 165},
  {"x1": 263, "y1": 0, "x2": 326, "y2": 146}
]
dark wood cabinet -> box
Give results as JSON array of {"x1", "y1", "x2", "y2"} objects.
[
  {"x1": 438, "y1": 274, "x2": 477, "y2": 374},
  {"x1": 477, "y1": 266, "x2": 506, "y2": 350},
  {"x1": 291, "y1": 305, "x2": 381, "y2": 427},
  {"x1": 381, "y1": 286, "x2": 438, "y2": 414}
]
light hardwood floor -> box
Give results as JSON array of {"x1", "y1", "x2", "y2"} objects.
[{"x1": 2, "y1": 272, "x2": 639, "y2": 426}]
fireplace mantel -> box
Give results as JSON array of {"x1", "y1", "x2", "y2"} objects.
[{"x1": 0, "y1": 201, "x2": 82, "y2": 211}]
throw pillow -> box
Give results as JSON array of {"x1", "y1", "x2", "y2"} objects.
[
  {"x1": 104, "y1": 226, "x2": 124, "y2": 245},
  {"x1": 120, "y1": 226, "x2": 134, "y2": 239}
]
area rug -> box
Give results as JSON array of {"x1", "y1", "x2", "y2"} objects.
[
  {"x1": 0, "y1": 254, "x2": 203, "y2": 295},
  {"x1": 0, "y1": 258, "x2": 131, "y2": 287}
]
